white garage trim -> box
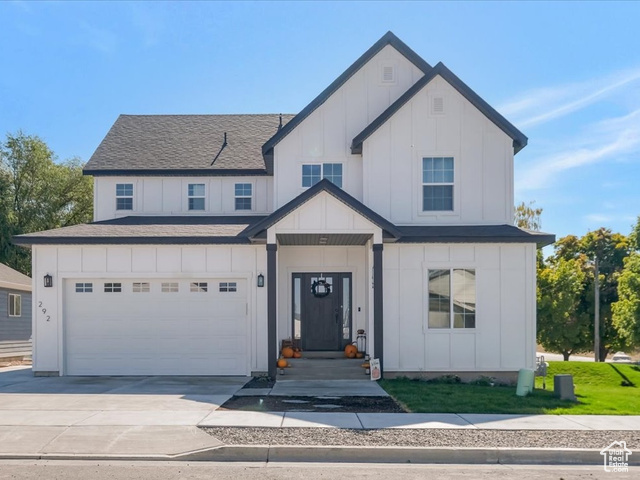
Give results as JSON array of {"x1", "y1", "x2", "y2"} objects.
[{"x1": 63, "y1": 278, "x2": 250, "y2": 375}]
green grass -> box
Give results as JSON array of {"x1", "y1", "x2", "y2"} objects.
[{"x1": 380, "y1": 362, "x2": 640, "y2": 415}]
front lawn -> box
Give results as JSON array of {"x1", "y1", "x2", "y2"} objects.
[{"x1": 380, "y1": 362, "x2": 640, "y2": 415}]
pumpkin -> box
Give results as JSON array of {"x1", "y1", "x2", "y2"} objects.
[
  {"x1": 277, "y1": 358, "x2": 288, "y2": 368},
  {"x1": 293, "y1": 351, "x2": 302, "y2": 358},
  {"x1": 281, "y1": 346, "x2": 294, "y2": 358},
  {"x1": 344, "y1": 344, "x2": 357, "y2": 357}
]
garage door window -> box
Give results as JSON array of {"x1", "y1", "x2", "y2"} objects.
[
  {"x1": 104, "y1": 282, "x2": 122, "y2": 293},
  {"x1": 133, "y1": 282, "x2": 150, "y2": 293},
  {"x1": 219, "y1": 282, "x2": 237, "y2": 292},
  {"x1": 75, "y1": 282, "x2": 93, "y2": 293},
  {"x1": 161, "y1": 282, "x2": 179, "y2": 293},
  {"x1": 190, "y1": 282, "x2": 208, "y2": 292}
]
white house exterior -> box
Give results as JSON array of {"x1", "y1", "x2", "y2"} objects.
[{"x1": 15, "y1": 32, "x2": 553, "y2": 378}]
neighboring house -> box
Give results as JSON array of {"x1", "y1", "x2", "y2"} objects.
[
  {"x1": 0, "y1": 263, "x2": 32, "y2": 358},
  {"x1": 14, "y1": 32, "x2": 554, "y2": 378}
]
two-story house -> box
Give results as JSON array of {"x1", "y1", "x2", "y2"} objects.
[{"x1": 15, "y1": 32, "x2": 554, "y2": 379}]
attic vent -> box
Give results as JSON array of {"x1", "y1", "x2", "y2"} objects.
[
  {"x1": 380, "y1": 64, "x2": 396, "y2": 84},
  {"x1": 432, "y1": 96, "x2": 445, "y2": 114}
]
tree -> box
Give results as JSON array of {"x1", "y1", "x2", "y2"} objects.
[
  {"x1": 629, "y1": 216, "x2": 640, "y2": 252},
  {"x1": 537, "y1": 258, "x2": 590, "y2": 360},
  {"x1": 612, "y1": 252, "x2": 640, "y2": 349},
  {"x1": 515, "y1": 201, "x2": 543, "y2": 231},
  {"x1": 0, "y1": 131, "x2": 93, "y2": 275}
]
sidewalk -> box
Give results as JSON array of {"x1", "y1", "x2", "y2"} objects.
[{"x1": 0, "y1": 366, "x2": 638, "y2": 465}]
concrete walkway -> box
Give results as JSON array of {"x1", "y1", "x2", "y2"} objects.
[{"x1": 1, "y1": 366, "x2": 639, "y2": 461}]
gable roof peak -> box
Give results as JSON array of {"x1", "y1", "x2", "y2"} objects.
[{"x1": 261, "y1": 31, "x2": 432, "y2": 156}]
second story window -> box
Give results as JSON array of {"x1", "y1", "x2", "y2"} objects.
[
  {"x1": 235, "y1": 183, "x2": 252, "y2": 210},
  {"x1": 302, "y1": 163, "x2": 343, "y2": 188},
  {"x1": 116, "y1": 183, "x2": 133, "y2": 210},
  {"x1": 422, "y1": 157, "x2": 454, "y2": 211},
  {"x1": 188, "y1": 183, "x2": 205, "y2": 211}
]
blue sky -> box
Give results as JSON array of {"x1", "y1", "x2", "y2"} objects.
[{"x1": 1, "y1": 1, "x2": 639, "y2": 241}]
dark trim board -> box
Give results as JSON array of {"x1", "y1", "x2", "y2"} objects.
[{"x1": 84, "y1": 169, "x2": 270, "y2": 177}]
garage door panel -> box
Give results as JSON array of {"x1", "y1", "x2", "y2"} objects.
[{"x1": 65, "y1": 278, "x2": 249, "y2": 375}]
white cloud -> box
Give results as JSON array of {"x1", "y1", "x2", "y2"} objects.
[
  {"x1": 499, "y1": 68, "x2": 640, "y2": 128},
  {"x1": 516, "y1": 109, "x2": 640, "y2": 192}
]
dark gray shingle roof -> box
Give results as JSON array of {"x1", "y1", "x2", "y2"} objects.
[
  {"x1": 0, "y1": 263, "x2": 31, "y2": 291},
  {"x1": 84, "y1": 114, "x2": 295, "y2": 175},
  {"x1": 13, "y1": 216, "x2": 267, "y2": 245}
]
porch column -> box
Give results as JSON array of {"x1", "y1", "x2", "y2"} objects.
[
  {"x1": 373, "y1": 243, "x2": 384, "y2": 377},
  {"x1": 267, "y1": 243, "x2": 278, "y2": 378}
]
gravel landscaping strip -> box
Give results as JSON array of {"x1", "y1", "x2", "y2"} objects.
[{"x1": 201, "y1": 427, "x2": 640, "y2": 449}]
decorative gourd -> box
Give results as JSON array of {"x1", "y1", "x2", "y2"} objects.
[
  {"x1": 293, "y1": 351, "x2": 302, "y2": 358},
  {"x1": 281, "y1": 347, "x2": 294, "y2": 358},
  {"x1": 344, "y1": 344, "x2": 357, "y2": 357},
  {"x1": 277, "y1": 358, "x2": 288, "y2": 368}
]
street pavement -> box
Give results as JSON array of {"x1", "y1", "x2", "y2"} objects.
[{"x1": 1, "y1": 366, "x2": 639, "y2": 464}]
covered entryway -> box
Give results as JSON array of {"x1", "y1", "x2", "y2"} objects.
[
  {"x1": 292, "y1": 272, "x2": 352, "y2": 351},
  {"x1": 63, "y1": 278, "x2": 249, "y2": 376}
]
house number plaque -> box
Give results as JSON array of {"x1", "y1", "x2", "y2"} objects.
[{"x1": 38, "y1": 301, "x2": 50, "y2": 322}]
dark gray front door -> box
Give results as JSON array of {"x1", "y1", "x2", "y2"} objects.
[{"x1": 292, "y1": 273, "x2": 352, "y2": 351}]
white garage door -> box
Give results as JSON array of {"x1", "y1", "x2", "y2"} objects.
[{"x1": 64, "y1": 278, "x2": 248, "y2": 375}]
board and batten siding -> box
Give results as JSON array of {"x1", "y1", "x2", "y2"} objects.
[
  {"x1": 362, "y1": 75, "x2": 515, "y2": 225},
  {"x1": 0, "y1": 288, "x2": 32, "y2": 342},
  {"x1": 31, "y1": 245, "x2": 267, "y2": 375},
  {"x1": 93, "y1": 176, "x2": 273, "y2": 221},
  {"x1": 273, "y1": 45, "x2": 425, "y2": 209},
  {"x1": 383, "y1": 243, "x2": 536, "y2": 373}
]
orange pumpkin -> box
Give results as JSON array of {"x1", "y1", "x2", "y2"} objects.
[
  {"x1": 277, "y1": 358, "x2": 288, "y2": 368},
  {"x1": 344, "y1": 344, "x2": 357, "y2": 357},
  {"x1": 293, "y1": 351, "x2": 302, "y2": 358},
  {"x1": 281, "y1": 347, "x2": 294, "y2": 358}
]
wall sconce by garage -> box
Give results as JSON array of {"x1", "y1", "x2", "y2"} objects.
[
  {"x1": 257, "y1": 273, "x2": 265, "y2": 288},
  {"x1": 44, "y1": 274, "x2": 53, "y2": 288}
]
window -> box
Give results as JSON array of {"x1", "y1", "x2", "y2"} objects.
[
  {"x1": 219, "y1": 282, "x2": 237, "y2": 292},
  {"x1": 302, "y1": 163, "x2": 343, "y2": 188},
  {"x1": 161, "y1": 282, "x2": 179, "y2": 293},
  {"x1": 116, "y1": 183, "x2": 133, "y2": 210},
  {"x1": 422, "y1": 157, "x2": 454, "y2": 211},
  {"x1": 234, "y1": 183, "x2": 252, "y2": 210},
  {"x1": 188, "y1": 184, "x2": 205, "y2": 211},
  {"x1": 190, "y1": 282, "x2": 208, "y2": 293},
  {"x1": 428, "y1": 269, "x2": 476, "y2": 329},
  {"x1": 302, "y1": 164, "x2": 321, "y2": 187},
  {"x1": 75, "y1": 282, "x2": 93, "y2": 293},
  {"x1": 132, "y1": 282, "x2": 150, "y2": 293},
  {"x1": 322, "y1": 163, "x2": 342, "y2": 188},
  {"x1": 104, "y1": 282, "x2": 122, "y2": 293},
  {"x1": 8, "y1": 294, "x2": 21, "y2": 317}
]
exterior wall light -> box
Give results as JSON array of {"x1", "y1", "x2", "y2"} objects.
[
  {"x1": 44, "y1": 274, "x2": 53, "y2": 288},
  {"x1": 257, "y1": 273, "x2": 264, "y2": 288}
]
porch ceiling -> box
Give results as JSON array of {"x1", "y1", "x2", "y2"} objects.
[{"x1": 276, "y1": 233, "x2": 372, "y2": 246}]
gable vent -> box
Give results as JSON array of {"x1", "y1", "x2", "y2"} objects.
[
  {"x1": 380, "y1": 64, "x2": 396, "y2": 84},
  {"x1": 432, "y1": 96, "x2": 445, "y2": 114}
]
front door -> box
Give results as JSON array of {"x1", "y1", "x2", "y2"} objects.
[{"x1": 292, "y1": 273, "x2": 352, "y2": 351}]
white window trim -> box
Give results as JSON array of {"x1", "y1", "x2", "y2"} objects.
[
  {"x1": 416, "y1": 154, "x2": 459, "y2": 217},
  {"x1": 234, "y1": 182, "x2": 254, "y2": 211},
  {"x1": 8, "y1": 293, "x2": 21, "y2": 317},
  {"x1": 115, "y1": 183, "x2": 134, "y2": 211},
  {"x1": 187, "y1": 183, "x2": 207, "y2": 212},
  {"x1": 424, "y1": 268, "x2": 477, "y2": 331},
  {"x1": 301, "y1": 162, "x2": 344, "y2": 189}
]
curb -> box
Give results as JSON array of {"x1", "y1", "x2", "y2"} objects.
[{"x1": 1, "y1": 446, "x2": 637, "y2": 465}]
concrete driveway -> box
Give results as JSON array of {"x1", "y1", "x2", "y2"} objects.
[{"x1": 0, "y1": 366, "x2": 249, "y2": 456}]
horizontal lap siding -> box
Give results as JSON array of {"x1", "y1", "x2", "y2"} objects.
[{"x1": 0, "y1": 288, "x2": 32, "y2": 342}]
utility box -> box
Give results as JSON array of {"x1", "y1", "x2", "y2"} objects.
[{"x1": 554, "y1": 374, "x2": 577, "y2": 401}]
